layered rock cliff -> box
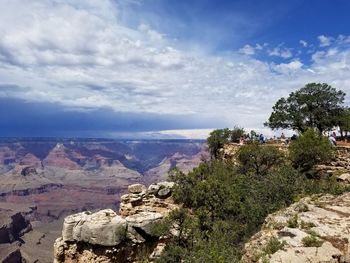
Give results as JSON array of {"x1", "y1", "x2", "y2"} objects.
[
  {"x1": 54, "y1": 182, "x2": 179, "y2": 263},
  {"x1": 243, "y1": 192, "x2": 350, "y2": 263}
]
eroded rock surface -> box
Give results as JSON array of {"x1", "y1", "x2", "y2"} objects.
[
  {"x1": 54, "y1": 181, "x2": 178, "y2": 263},
  {"x1": 243, "y1": 192, "x2": 350, "y2": 263},
  {"x1": 0, "y1": 205, "x2": 35, "y2": 263}
]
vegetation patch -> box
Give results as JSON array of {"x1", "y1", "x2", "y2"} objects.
[
  {"x1": 300, "y1": 220, "x2": 316, "y2": 230},
  {"x1": 287, "y1": 214, "x2": 298, "y2": 228},
  {"x1": 296, "y1": 203, "x2": 309, "y2": 212},
  {"x1": 262, "y1": 236, "x2": 287, "y2": 255},
  {"x1": 302, "y1": 233, "x2": 324, "y2": 247}
]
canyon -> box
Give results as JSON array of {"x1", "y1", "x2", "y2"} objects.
[{"x1": 0, "y1": 138, "x2": 208, "y2": 262}]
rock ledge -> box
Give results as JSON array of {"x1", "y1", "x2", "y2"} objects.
[
  {"x1": 243, "y1": 192, "x2": 350, "y2": 263},
  {"x1": 54, "y1": 181, "x2": 178, "y2": 263}
]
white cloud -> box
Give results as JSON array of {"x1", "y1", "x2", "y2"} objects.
[
  {"x1": 238, "y1": 43, "x2": 265, "y2": 55},
  {"x1": 318, "y1": 35, "x2": 333, "y2": 47},
  {"x1": 1, "y1": 1, "x2": 350, "y2": 132},
  {"x1": 239, "y1": 44, "x2": 256, "y2": 55},
  {"x1": 268, "y1": 46, "x2": 293, "y2": 58},
  {"x1": 299, "y1": 40, "x2": 308, "y2": 47},
  {"x1": 273, "y1": 60, "x2": 303, "y2": 74}
]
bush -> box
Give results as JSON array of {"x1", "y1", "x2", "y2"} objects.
[
  {"x1": 302, "y1": 234, "x2": 323, "y2": 247},
  {"x1": 230, "y1": 126, "x2": 245, "y2": 143},
  {"x1": 287, "y1": 214, "x2": 298, "y2": 228},
  {"x1": 263, "y1": 236, "x2": 287, "y2": 255},
  {"x1": 289, "y1": 129, "x2": 335, "y2": 173},
  {"x1": 236, "y1": 142, "x2": 284, "y2": 176}
]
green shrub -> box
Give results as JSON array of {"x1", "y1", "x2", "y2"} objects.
[
  {"x1": 287, "y1": 214, "x2": 298, "y2": 228},
  {"x1": 289, "y1": 129, "x2": 335, "y2": 173},
  {"x1": 302, "y1": 234, "x2": 323, "y2": 247},
  {"x1": 300, "y1": 221, "x2": 316, "y2": 229},
  {"x1": 296, "y1": 203, "x2": 309, "y2": 212},
  {"x1": 236, "y1": 143, "x2": 284, "y2": 176},
  {"x1": 263, "y1": 236, "x2": 287, "y2": 255}
]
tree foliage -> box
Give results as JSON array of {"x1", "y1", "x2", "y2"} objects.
[
  {"x1": 207, "y1": 127, "x2": 245, "y2": 159},
  {"x1": 289, "y1": 128, "x2": 335, "y2": 173},
  {"x1": 236, "y1": 143, "x2": 285, "y2": 176},
  {"x1": 230, "y1": 126, "x2": 245, "y2": 143},
  {"x1": 338, "y1": 107, "x2": 350, "y2": 139},
  {"x1": 207, "y1": 128, "x2": 231, "y2": 159},
  {"x1": 265, "y1": 83, "x2": 345, "y2": 133}
]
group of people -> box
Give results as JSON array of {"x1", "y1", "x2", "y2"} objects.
[
  {"x1": 238, "y1": 132, "x2": 298, "y2": 146},
  {"x1": 239, "y1": 133, "x2": 266, "y2": 145},
  {"x1": 238, "y1": 130, "x2": 338, "y2": 147}
]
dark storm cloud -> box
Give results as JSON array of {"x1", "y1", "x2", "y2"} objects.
[{"x1": 0, "y1": 97, "x2": 224, "y2": 137}]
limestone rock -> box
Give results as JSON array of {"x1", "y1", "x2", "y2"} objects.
[
  {"x1": 62, "y1": 209, "x2": 127, "y2": 246},
  {"x1": 54, "y1": 181, "x2": 179, "y2": 263},
  {"x1": 157, "y1": 181, "x2": 175, "y2": 189},
  {"x1": 80, "y1": 209, "x2": 127, "y2": 246},
  {"x1": 128, "y1": 184, "x2": 146, "y2": 194},
  {"x1": 242, "y1": 192, "x2": 350, "y2": 263},
  {"x1": 126, "y1": 212, "x2": 163, "y2": 242},
  {"x1": 62, "y1": 211, "x2": 91, "y2": 242},
  {"x1": 337, "y1": 173, "x2": 350, "y2": 184},
  {"x1": 148, "y1": 183, "x2": 161, "y2": 194},
  {"x1": 157, "y1": 187, "x2": 171, "y2": 198},
  {"x1": 120, "y1": 181, "x2": 177, "y2": 217}
]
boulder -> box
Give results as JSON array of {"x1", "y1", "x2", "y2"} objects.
[
  {"x1": 148, "y1": 183, "x2": 160, "y2": 194},
  {"x1": 337, "y1": 173, "x2": 350, "y2": 183},
  {"x1": 157, "y1": 187, "x2": 171, "y2": 198},
  {"x1": 157, "y1": 182, "x2": 175, "y2": 189},
  {"x1": 156, "y1": 182, "x2": 174, "y2": 198},
  {"x1": 80, "y1": 209, "x2": 127, "y2": 246},
  {"x1": 126, "y1": 212, "x2": 163, "y2": 242},
  {"x1": 128, "y1": 184, "x2": 146, "y2": 194},
  {"x1": 62, "y1": 211, "x2": 90, "y2": 242},
  {"x1": 62, "y1": 210, "x2": 127, "y2": 246}
]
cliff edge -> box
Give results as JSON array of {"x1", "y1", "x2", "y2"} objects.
[{"x1": 53, "y1": 182, "x2": 179, "y2": 263}]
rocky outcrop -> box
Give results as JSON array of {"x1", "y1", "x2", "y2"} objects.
[
  {"x1": 242, "y1": 192, "x2": 350, "y2": 263},
  {"x1": 54, "y1": 181, "x2": 179, "y2": 263},
  {"x1": 0, "y1": 206, "x2": 35, "y2": 263},
  {"x1": 0, "y1": 210, "x2": 32, "y2": 244},
  {"x1": 315, "y1": 146, "x2": 350, "y2": 182}
]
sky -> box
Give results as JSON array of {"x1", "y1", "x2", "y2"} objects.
[{"x1": 0, "y1": 0, "x2": 350, "y2": 138}]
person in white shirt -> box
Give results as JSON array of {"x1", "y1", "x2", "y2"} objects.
[{"x1": 328, "y1": 134, "x2": 336, "y2": 146}]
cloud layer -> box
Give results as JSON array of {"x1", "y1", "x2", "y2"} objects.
[{"x1": 1, "y1": 0, "x2": 350, "y2": 137}]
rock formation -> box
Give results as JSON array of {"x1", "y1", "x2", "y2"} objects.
[
  {"x1": 243, "y1": 192, "x2": 350, "y2": 263},
  {"x1": 0, "y1": 206, "x2": 34, "y2": 263},
  {"x1": 54, "y1": 182, "x2": 179, "y2": 263}
]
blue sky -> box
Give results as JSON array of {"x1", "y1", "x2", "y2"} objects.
[{"x1": 0, "y1": 0, "x2": 350, "y2": 138}]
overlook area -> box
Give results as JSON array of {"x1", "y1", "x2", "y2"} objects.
[{"x1": 1, "y1": 1, "x2": 350, "y2": 262}]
